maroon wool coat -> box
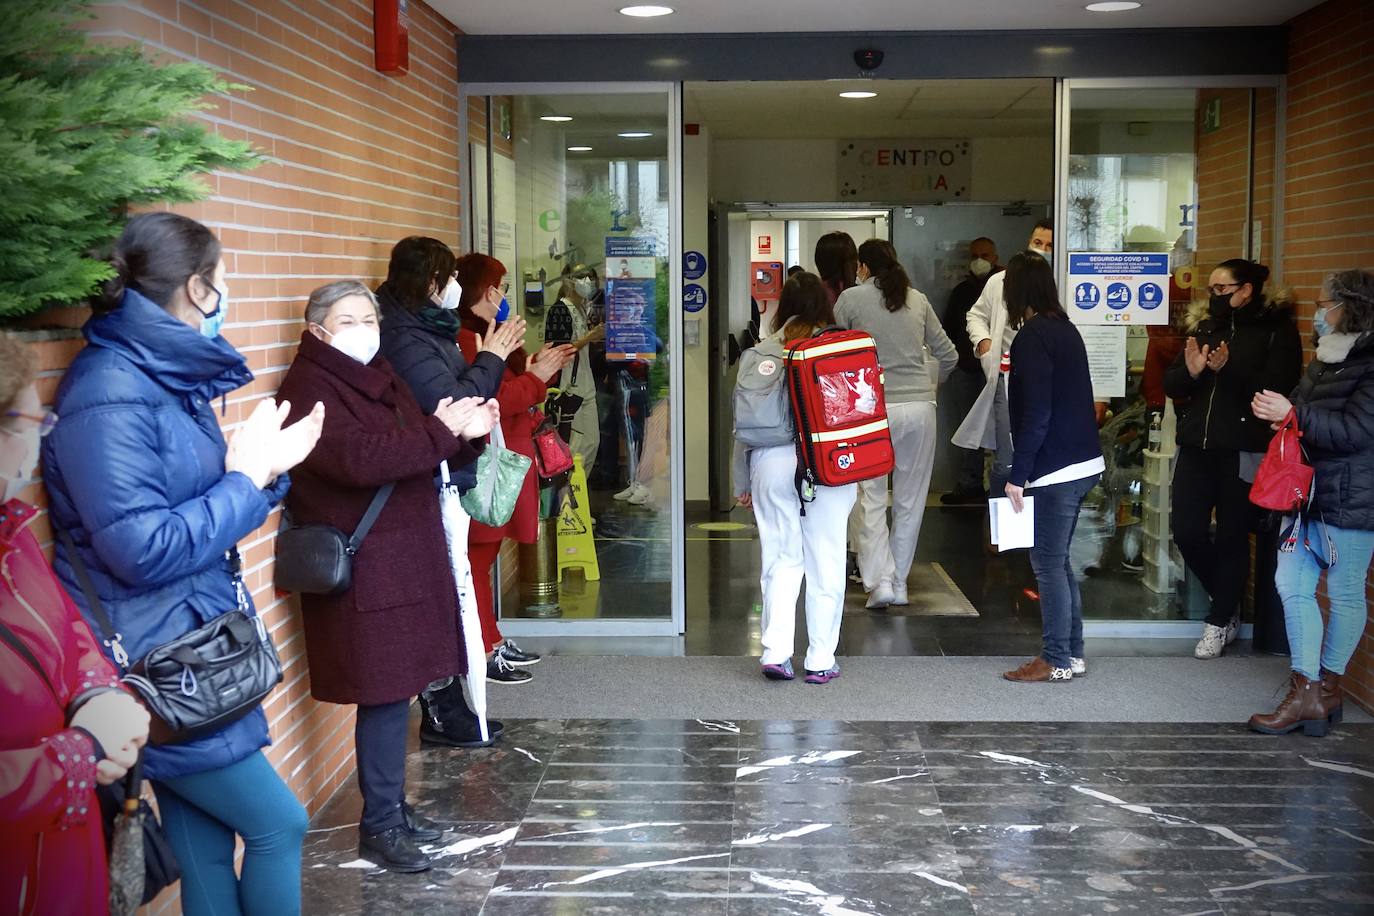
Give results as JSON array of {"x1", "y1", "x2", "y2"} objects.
[{"x1": 277, "y1": 332, "x2": 480, "y2": 706}]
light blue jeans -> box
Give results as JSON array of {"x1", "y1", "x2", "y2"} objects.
[
  {"x1": 154, "y1": 751, "x2": 308, "y2": 916},
  {"x1": 1274, "y1": 519, "x2": 1374, "y2": 680}
]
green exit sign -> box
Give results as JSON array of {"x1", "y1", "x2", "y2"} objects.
[{"x1": 1202, "y1": 96, "x2": 1222, "y2": 133}]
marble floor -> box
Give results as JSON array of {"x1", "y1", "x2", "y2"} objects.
[{"x1": 301, "y1": 717, "x2": 1374, "y2": 915}]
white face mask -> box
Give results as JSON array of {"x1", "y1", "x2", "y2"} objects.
[
  {"x1": 437, "y1": 277, "x2": 463, "y2": 311},
  {"x1": 969, "y1": 257, "x2": 992, "y2": 278},
  {"x1": 320, "y1": 324, "x2": 381, "y2": 365},
  {"x1": 573, "y1": 277, "x2": 595, "y2": 299}
]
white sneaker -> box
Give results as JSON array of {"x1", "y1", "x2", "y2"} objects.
[
  {"x1": 866, "y1": 583, "x2": 896, "y2": 609},
  {"x1": 1195, "y1": 624, "x2": 1227, "y2": 659},
  {"x1": 1070, "y1": 657, "x2": 1087, "y2": 678},
  {"x1": 889, "y1": 583, "x2": 910, "y2": 607},
  {"x1": 1224, "y1": 616, "x2": 1240, "y2": 646},
  {"x1": 612, "y1": 483, "x2": 638, "y2": 501},
  {"x1": 627, "y1": 483, "x2": 652, "y2": 506}
]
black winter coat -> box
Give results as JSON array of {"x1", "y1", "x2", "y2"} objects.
[
  {"x1": 1293, "y1": 332, "x2": 1374, "y2": 531},
  {"x1": 1164, "y1": 296, "x2": 1302, "y2": 453},
  {"x1": 376, "y1": 282, "x2": 506, "y2": 491}
]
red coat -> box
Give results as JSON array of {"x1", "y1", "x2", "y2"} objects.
[
  {"x1": 1, "y1": 500, "x2": 124, "y2": 916},
  {"x1": 457, "y1": 332, "x2": 546, "y2": 545},
  {"x1": 277, "y1": 333, "x2": 480, "y2": 706}
]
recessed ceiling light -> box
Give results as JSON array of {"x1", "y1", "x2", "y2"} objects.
[
  {"x1": 1085, "y1": 2, "x2": 1142, "y2": 11},
  {"x1": 839, "y1": 91, "x2": 878, "y2": 99},
  {"x1": 540, "y1": 115, "x2": 572, "y2": 122},
  {"x1": 619, "y1": 5, "x2": 674, "y2": 17},
  {"x1": 568, "y1": 146, "x2": 593, "y2": 152},
  {"x1": 618, "y1": 131, "x2": 653, "y2": 138}
]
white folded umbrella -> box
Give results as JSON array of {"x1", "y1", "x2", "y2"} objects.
[{"x1": 436, "y1": 461, "x2": 489, "y2": 742}]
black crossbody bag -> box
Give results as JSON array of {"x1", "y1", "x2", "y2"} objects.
[
  {"x1": 56, "y1": 527, "x2": 282, "y2": 747},
  {"x1": 274, "y1": 482, "x2": 394, "y2": 596}
]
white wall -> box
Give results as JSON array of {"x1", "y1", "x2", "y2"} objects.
[{"x1": 710, "y1": 137, "x2": 1054, "y2": 204}]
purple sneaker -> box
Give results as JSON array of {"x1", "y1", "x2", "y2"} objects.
[
  {"x1": 762, "y1": 659, "x2": 795, "y2": 681},
  {"x1": 804, "y1": 666, "x2": 840, "y2": 685}
]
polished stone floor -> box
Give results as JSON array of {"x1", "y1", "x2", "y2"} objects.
[{"x1": 302, "y1": 716, "x2": 1374, "y2": 915}]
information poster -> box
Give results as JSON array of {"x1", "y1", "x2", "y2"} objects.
[
  {"x1": 605, "y1": 237, "x2": 657, "y2": 361},
  {"x1": 1077, "y1": 325, "x2": 1128, "y2": 400},
  {"x1": 1067, "y1": 253, "x2": 1170, "y2": 325}
]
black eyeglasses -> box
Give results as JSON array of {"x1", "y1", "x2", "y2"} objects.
[
  {"x1": 1207, "y1": 283, "x2": 1241, "y2": 296},
  {"x1": 2, "y1": 410, "x2": 58, "y2": 437}
]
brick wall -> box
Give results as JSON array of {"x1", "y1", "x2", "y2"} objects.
[
  {"x1": 1283, "y1": 0, "x2": 1374, "y2": 714},
  {"x1": 20, "y1": 2, "x2": 462, "y2": 911}
]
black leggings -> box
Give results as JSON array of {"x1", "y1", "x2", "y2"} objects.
[{"x1": 1170, "y1": 446, "x2": 1253, "y2": 628}]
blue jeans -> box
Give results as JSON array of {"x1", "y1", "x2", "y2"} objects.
[
  {"x1": 154, "y1": 751, "x2": 308, "y2": 916},
  {"x1": 1275, "y1": 519, "x2": 1374, "y2": 680},
  {"x1": 1028, "y1": 474, "x2": 1100, "y2": 668}
]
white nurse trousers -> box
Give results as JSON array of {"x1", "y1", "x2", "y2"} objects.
[
  {"x1": 855, "y1": 400, "x2": 938, "y2": 592},
  {"x1": 750, "y1": 445, "x2": 858, "y2": 672}
]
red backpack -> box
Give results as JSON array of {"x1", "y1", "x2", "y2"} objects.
[
  {"x1": 784, "y1": 329, "x2": 895, "y2": 506},
  {"x1": 1250, "y1": 409, "x2": 1313, "y2": 512}
]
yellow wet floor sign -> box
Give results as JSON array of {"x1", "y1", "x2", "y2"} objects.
[{"x1": 557, "y1": 455, "x2": 600, "y2": 582}]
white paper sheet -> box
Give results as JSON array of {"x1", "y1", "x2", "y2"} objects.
[{"x1": 989, "y1": 496, "x2": 1035, "y2": 552}]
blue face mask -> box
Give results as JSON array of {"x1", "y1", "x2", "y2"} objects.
[
  {"x1": 198, "y1": 283, "x2": 227, "y2": 339},
  {"x1": 495, "y1": 296, "x2": 511, "y2": 323},
  {"x1": 1314, "y1": 305, "x2": 1336, "y2": 338}
]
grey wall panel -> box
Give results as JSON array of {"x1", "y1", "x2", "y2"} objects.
[{"x1": 458, "y1": 29, "x2": 1286, "y2": 84}]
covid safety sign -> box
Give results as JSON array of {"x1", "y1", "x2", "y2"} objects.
[{"x1": 1066, "y1": 253, "x2": 1170, "y2": 325}]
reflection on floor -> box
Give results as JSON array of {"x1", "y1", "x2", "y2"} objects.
[{"x1": 301, "y1": 716, "x2": 1374, "y2": 915}]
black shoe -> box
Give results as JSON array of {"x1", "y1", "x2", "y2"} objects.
[
  {"x1": 358, "y1": 825, "x2": 433, "y2": 873},
  {"x1": 418, "y1": 683, "x2": 504, "y2": 748},
  {"x1": 496, "y1": 638, "x2": 541, "y2": 666},
  {"x1": 487, "y1": 655, "x2": 533, "y2": 685},
  {"x1": 401, "y1": 802, "x2": 447, "y2": 842}
]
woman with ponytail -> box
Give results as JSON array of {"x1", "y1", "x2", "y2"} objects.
[{"x1": 835, "y1": 240, "x2": 958, "y2": 608}]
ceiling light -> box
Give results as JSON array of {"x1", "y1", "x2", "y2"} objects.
[
  {"x1": 839, "y1": 91, "x2": 878, "y2": 99},
  {"x1": 540, "y1": 115, "x2": 572, "y2": 122},
  {"x1": 1085, "y1": 2, "x2": 1142, "y2": 11},
  {"x1": 619, "y1": 5, "x2": 674, "y2": 17},
  {"x1": 618, "y1": 131, "x2": 653, "y2": 138},
  {"x1": 568, "y1": 146, "x2": 593, "y2": 152}
]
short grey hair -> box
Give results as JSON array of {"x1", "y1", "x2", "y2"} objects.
[
  {"x1": 305, "y1": 280, "x2": 379, "y2": 328},
  {"x1": 1326, "y1": 269, "x2": 1374, "y2": 334}
]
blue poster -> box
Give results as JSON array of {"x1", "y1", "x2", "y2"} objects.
[
  {"x1": 683, "y1": 250, "x2": 707, "y2": 280},
  {"x1": 683, "y1": 283, "x2": 707, "y2": 313},
  {"x1": 1065, "y1": 253, "x2": 1170, "y2": 325},
  {"x1": 606, "y1": 236, "x2": 658, "y2": 360}
]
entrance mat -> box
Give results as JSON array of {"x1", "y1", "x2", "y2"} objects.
[
  {"x1": 487, "y1": 655, "x2": 1372, "y2": 723},
  {"x1": 844, "y1": 562, "x2": 978, "y2": 617}
]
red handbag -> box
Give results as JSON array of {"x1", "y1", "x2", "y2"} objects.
[
  {"x1": 1250, "y1": 409, "x2": 1314, "y2": 512},
  {"x1": 530, "y1": 409, "x2": 574, "y2": 480}
]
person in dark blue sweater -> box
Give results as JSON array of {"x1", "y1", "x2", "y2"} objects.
[{"x1": 1000, "y1": 253, "x2": 1105, "y2": 683}]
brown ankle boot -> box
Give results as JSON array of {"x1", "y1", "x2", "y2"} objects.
[
  {"x1": 1319, "y1": 670, "x2": 1344, "y2": 725},
  {"x1": 1249, "y1": 672, "x2": 1330, "y2": 736}
]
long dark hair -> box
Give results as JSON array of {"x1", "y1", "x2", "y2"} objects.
[
  {"x1": 814, "y1": 231, "x2": 858, "y2": 301},
  {"x1": 857, "y1": 239, "x2": 910, "y2": 313},
  {"x1": 1004, "y1": 252, "x2": 1064, "y2": 330},
  {"x1": 772, "y1": 272, "x2": 833, "y2": 341},
  {"x1": 385, "y1": 236, "x2": 457, "y2": 312},
  {"x1": 99, "y1": 212, "x2": 220, "y2": 315}
]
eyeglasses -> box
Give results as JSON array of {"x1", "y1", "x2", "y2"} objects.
[
  {"x1": 1316, "y1": 298, "x2": 1344, "y2": 309},
  {"x1": 1207, "y1": 283, "x2": 1241, "y2": 296},
  {"x1": 2, "y1": 410, "x2": 58, "y2": 437}
]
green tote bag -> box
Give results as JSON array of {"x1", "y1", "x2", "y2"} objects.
[{"x1": 457, "y1": 426, "x2": 531, "y2": 528}]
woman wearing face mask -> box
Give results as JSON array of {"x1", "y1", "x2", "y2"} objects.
[
  {"x1": 42, "y1": 212, "x2": 325, "y2": 914},
  {"x1": 1248, "y1": 270, "x2": 1374, "y2": 735},
  {"x1": 376, "y1": 236, "x2": 527, "y2": 745},
  {"x1": 1, "y1": 332, "x2": 153, "y2": 916},
  {"x1": 1164, "y1": 258, "x2": 1301, "y2": 660},
  {"x1": 275, "y1": 281, "x2": 496, "y2": 872},
  {"x1": 835, "y1": 240, "x2": 958, "y2": 609},
  {"x1": 455, "y1": 253, "x2": 575, "y2": 685},
  {"x1": 546, "y1": 270, "x2": 603, "y2": 470}
]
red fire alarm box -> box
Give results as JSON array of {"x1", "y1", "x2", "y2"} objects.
[
  {"x1": 374, "y1": 0, "x2": 409, "y2": 75},
  {"x1": 751, "y1": 261, "x2": 784, "y2": 313}
]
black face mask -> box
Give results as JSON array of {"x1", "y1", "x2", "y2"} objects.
[{"x1": 1208, "y1": 293, "x2": 1234, "y2": 319}]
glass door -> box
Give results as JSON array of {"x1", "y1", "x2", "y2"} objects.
[
  {"x1": 1055, "y1": 77, "x2": 1283, "y2": 635},
  {"x1": 462, "y1": 83, "x2": 683, "y2": 636}
]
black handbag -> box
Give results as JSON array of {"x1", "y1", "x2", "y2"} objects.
[
  {"x1": 56, "y1": 527, "x2": 283, "y2": 747},
  {"x1": 0, "y1": 620, "x2": 180, "y2": 905},
  {"x1": 274, "y1": 481, "x2": 394, "y2": 596}
]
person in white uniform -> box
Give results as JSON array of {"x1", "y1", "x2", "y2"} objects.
[
  {"x1": 734, "y1": 272, "x2": 856, "y2": 685},
  {"x1": 835, "y1": 240, "x2": 958, "y2": 609}
]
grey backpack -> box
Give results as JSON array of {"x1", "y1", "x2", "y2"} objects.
[{"x1": 733, "y1": 335, "x2": 795, "y2": 448}]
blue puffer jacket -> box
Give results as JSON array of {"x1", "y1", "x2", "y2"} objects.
[{"x1": 41, "y1": 290, "x2": 290, "y2": 780}]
